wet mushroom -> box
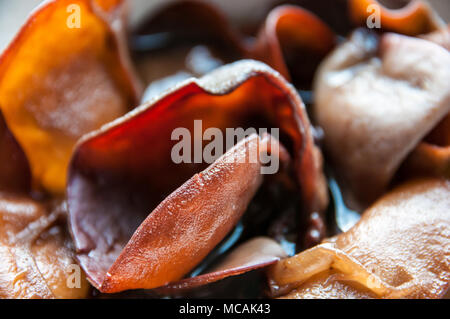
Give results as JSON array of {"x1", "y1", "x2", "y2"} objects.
[
  {"x1": 133, "y1": 1, "x2": 337, "y2": 90},
  {"x1": 0, "y1": 110, "x2": 89, "y2": 298},
  {"x1": 269, "y1": 178, "x2": 450, "y2": 299},
  {"x1": 348, "y1": 0, "x2": 445, "y2": 35},
  {"x1": 0, "y1": 194, "x2": 90, "y2": 299},
  {"x1": 313, "y1": 29, "x2": 450, "y2": 211},
  {"x1": 67, "y1": 60, "x2": 328, "y2": 293},
  {"x1": 0, "y1": 0, "x2": 141, "y2": 194}
]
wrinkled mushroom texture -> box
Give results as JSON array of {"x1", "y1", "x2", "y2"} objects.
[
  {"x1": 348, "y1": 0, "x2": 445, "y2": 35},
  {"x1": 0, "y1": 193, "x2": 90, "y2": 299},
  {"x1": 0, "y1": 0, "x2": 139, "y2": 194},
  {"x1": 314, "y1": 29, "x2": 450, "y2": 210},
  {"x1": 67, "y1": 60, "x2": 327, "y2": 292},
  {"x1": 269, "y1": 178, "x2": 450, "y2": 299}
]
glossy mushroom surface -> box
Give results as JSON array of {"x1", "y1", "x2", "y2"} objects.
[
  {"x1": 0, "y1": 0, "x2": 140, "y2": 193},
  {"x1": 314, "y1": 29, "x2": 450, "y2": 210},
  {"x1": 269, "y1": 178, "x2": 450, "y2": 299},
  {"x1": 67, "y1": 60, "x2": 328, "y2": 292}
]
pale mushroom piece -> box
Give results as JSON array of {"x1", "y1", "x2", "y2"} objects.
[
  {"x1": 313, "y1": 29, "x2": 450, "y2": 210},
  {"x1": 268, "y1": 178, "x2": 450, "y2": 299}
]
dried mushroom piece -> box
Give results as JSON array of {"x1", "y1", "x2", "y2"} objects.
[
  {"x1": 313, "y1": 29, "x2": 450, "y2": 210},
  {"x1": 0, "y1": 0, "x2": 141, "y2": 194},
  {"x1": 269, "y1": 178, "x2": 450, "y2": 299},
  {"x1": 250, "y1": 5, "x2": 336, "y2": 89},
  {"x1": 134, "y1": 2, "x2": 336, "y2": 89},
  {"x1": 67, "y1": 60, "x2": 328, "y2": 293},
  {"x1": 0, "y1": 194, "x2": 90, "y2": 298},
  {"x1": 349, "y1": 0, "x2": 445, "y2": 35},
  {"x1": 99, "y1": 133, "x2": 289, "y2": 292}
]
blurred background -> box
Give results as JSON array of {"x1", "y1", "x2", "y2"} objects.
[{"x1": 1, "y1": 0, "x2": 449, "y2": 53}]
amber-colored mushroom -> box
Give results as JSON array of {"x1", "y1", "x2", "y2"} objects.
[
  {"x1": 348, "y1": 0, "x2": 444, "y2": 35},
  {"x1": 0, "y1": 0, "x2": 141, "y2": 194},
  {"x1": 67, "y1": 60, "x2": 328, "y2": 292},
  {"x1": 135, "y1": 2, "x2": 336, "y2": 88},
  {"x1": 0, "y1": 193, "x2": 90, "y2": 299},
  {"x1": 250, "y1": 5, "x2": 336, "y2": 88}
]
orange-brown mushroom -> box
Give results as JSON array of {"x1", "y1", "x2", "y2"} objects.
[
  {"x1": 134, "y1": 2, "x2": 336, "y2": 89},
  {"x1": 250, "y1": 5, "x2": 336, "y2": 88},
  {"x1": 348, "y1": 0, "x2": 444, "y2": 35},
  {"x1": 0, "y1": 106, "x2": 90, "y2": 298},
  {"x1": 0, "y1": 193, "x2": 90, "y2": 299},
  {"x1": 67, "y1": 60, "x2": 328, "y2": 293},
  {"x1": 0, "y1": 0, "x2": 141, "y2": 194},
  {"x1": 100, "y1": 134, "x2": 289, "y2": 292}
]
